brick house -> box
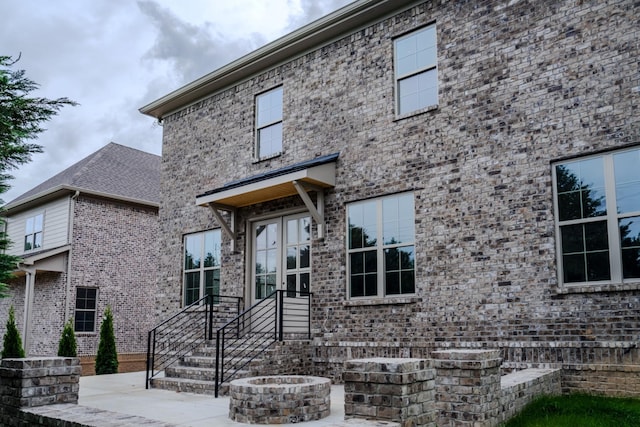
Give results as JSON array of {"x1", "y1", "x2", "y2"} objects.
[
  {"x1": 141, "y1": 0, "x2": 639, "y2": 394},
  {"x1": 0, "y1": 142, "x2": 159, "y2": 372}
]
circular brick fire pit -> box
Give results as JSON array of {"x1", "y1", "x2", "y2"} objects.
[{"x1": 228, "y1": 375, "x2": 331, "y2": 424}]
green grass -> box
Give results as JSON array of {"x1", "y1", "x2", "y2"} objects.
[{"x1": 503, "y1": 394, "x2": 640, "y2": 427}]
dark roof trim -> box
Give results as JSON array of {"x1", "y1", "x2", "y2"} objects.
[{"x1": 197, "y1": 152, "x2": 339, "y2": 198}]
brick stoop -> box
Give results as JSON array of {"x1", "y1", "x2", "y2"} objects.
[{"x1": 149, "y1": 340, "x2": 274, "y2": 396}]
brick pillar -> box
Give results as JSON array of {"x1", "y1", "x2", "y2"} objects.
[
  {"x1": 0, "y1": 357, "x2": 81, "y2": 409},
  {"x1": 343, "y1": 357, "x2": 436, "y2": 427},
  {"x1": 432, "y1": 350, "x2": 501, "y2": 427}
]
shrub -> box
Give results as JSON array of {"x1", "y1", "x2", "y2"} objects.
[
  {"x1": 2, "y1": 306, "x2": 25, "y2": 358},
  {"x1": 57, "y1": 319, "x2": 77, "y2": 357},
  {"x1": 95, "y1": 306, "x2": 118, "y2": 374}
]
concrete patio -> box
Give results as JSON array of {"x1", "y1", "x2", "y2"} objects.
[{"x1": 78, "y1": 371, "x2": 364, "y2": 427}]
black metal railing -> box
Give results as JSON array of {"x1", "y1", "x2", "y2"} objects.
[
  {"x1": 214, "y1": 289, "x2": 312, "y2": 397},
  {"x1": 145, "y1": 294, "x2": 243, "y2": 389}
]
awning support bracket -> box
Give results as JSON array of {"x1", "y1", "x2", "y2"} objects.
[
  {"x1": 208, "y1": 203, "x2": 237, "y2": 252},
  {"x1": 292, "y1": 180, "x2": 325, "y2": 240}
]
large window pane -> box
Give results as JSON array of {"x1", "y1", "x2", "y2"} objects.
[
  {"x1": 348, "y1": 201, "x2": 377, "y2": 249},
  {"x1": 383, "y1": 193, "x2": 415, "y2": 244},
  {"x1": 184, "y1": 230, "x2": 222, "y2": 305},
  {"x1": 185, "y1": 234, "x2": 201, "y2": 269},
  {"x1": 614, "y1": 149, "x2": 640, "y2": 214},
  {"x1": 257, "y1": 86, "x2": 283, "y2": 127},
  {"x1": 586, "y1": 252, "x2": 610, "y2": 281},
  {"x1": 395, "y1": 25, "x2": 436, "y2": 77},
  {"x1": 398, "y1": 69, "x2": 437, "y2": 115},
  {"x1": 620, "y1": 217, "x2": 640, "y2": 279},
  {"x1": 258, "y1": 122, "x2": 282, "y2": 158},
  {"x1": 256, "y1": 87, "x2": 283, "y2": 158},
  {"x1": 203, "y1": 230, "x2": 220, "y2": 267},
  {"x1": 204, "y1": 270, "x2": 220, "y2": 299},
  {"x1": 556, "y1": 160, "x2": 606, "y2": 220},
  {"x1": 563, "y1": 254, "x2": 586, "y2": 283},
  {"x1": 556, "y1": 149, "x2": 640, "y2": 286},
  {"x1": 348, "y1": 193, "x2": 415, "y2": 298},
  {"x1": 185, "y1": 272, "x2": 200, "y2": 305}
]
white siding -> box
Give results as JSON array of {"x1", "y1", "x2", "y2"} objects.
[{"x1": 5, "y1": 196, "x2": 71, "y2": 256}]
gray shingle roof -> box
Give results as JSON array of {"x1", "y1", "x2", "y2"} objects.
[{"x1": 6, "y1": 142, "x2": 160, "y2": 207}]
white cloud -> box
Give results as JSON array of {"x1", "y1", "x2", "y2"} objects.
[{"x1": 0, "y1": 0, "x2": 352, "y2": 204}]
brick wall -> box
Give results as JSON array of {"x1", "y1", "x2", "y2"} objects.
[
  {"x1": 157, "y1": 0, "x2": 640, "y2": 390},
  {"x1": 71, "y1": 195, "x2": 158, "y2": 356}
]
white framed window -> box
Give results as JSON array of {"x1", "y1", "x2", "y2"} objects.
[
  {"x1": 184, "y1": 229, "x2": 222, "y2": 305},
  {"x1": 74, "y1": 287, "x2": 97, "y2": 333},
  {"x1": 24, "y1": 213, "x2": 43, "y2": 252},
  {"x1": 394, "y1": 24, "x2": 438, "y2": 116},
  {"x1": 256, "y1": 86, "x2": 283, "y2": 159},
  {"x1": 347, "y1": 193, "x2": 415, "y2": 298},
  {"x1": 553, "y1": 146, "x2": 640, "y2": 286}
]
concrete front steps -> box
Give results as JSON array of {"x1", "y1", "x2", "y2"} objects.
[{"x1": 149, "y1": 341, "x2": 271, "y2": 396}]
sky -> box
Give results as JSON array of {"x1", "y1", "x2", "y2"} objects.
[{"x1": 0, "y1": 0, "x2": 352, "y2": 204}]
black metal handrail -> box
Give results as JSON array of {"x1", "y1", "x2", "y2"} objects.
[
  {"x1": 145, "y1": 294, "x2": 243, "y2": 389},
  {"x1": 214, "y1": 289, "x2": 312, "y2": 397}
]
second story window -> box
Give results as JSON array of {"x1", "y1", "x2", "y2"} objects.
[
  {"x1": 395, "y1": 24, "x2": 438, "y2": 116},
  {"x1": 256, "y1": 86, "x2": 283, "y2": 159},
  {"x1": 24, "y1": 213, "x2": 43, "y2": 252}
]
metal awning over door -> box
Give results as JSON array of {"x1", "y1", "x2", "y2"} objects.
[{"x1": 195, "y1": 153, "x2": 338, "y2": 246}]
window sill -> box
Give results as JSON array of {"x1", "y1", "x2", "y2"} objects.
[
  {"x1": 394, "y1": 104, "x2": 438, "y2": 122},
  {"x1": 253, "y1": 152, "x2": 282, "y2": 163},
  {"x1": 343, "y1": 296, "x2": 420, "y2": 307},
  {"x1": 556, "y1": 281, "x2": 640, "y2": 294}
]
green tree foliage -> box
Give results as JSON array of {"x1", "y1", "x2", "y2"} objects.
[
  {"x1": 95, "y1": 306, "x2": 118, "y2": 374},
  {"x1": 57, "y1": 319, "x2": 77, "y2": 357},
  {"x1": 2, "y1": 305, "x2": 25, "y2": 358},
  {"x1": 0, "y1": 54, "x2": 77, "y2": 297}
]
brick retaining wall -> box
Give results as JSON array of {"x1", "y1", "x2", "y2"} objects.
[{"x1": 343, "y1": 351, "x2": 562, "y2": 427}]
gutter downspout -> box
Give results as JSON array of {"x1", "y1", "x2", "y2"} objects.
[{"x1": 65, "y1": 191, "x2": 80, "y2": 322}]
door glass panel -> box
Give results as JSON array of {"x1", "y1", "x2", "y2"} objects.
[
  {"x1": 287, "y1": 274, "x2": 296, "y2": 297},
  {"x1": 300, "y1": 273, "x2": 310, "y2": 296},
  {"x1": 287, "y1": 219, "x2": 298, "y2": 244},
  {"x1": 254, "y1": 221, "x2": 278, "y2": 300},
  {"x1": 287, "y1": 247, "x2": 297, "y2": 269},
  {"x1": 300, "y1": 245, "x2": 310, "y2": 269}
]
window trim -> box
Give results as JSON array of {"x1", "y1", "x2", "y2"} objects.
[
  {"x1": 552, "y1": 146, "x2": 640, "y2": 290},
  {"x1": 255, "y1": 86, "x2": 283, "y2": 160},
  {"x1": 393, "y1": 23, "x2": 438, "y2": 117},
  {"x1": 74, "y1": 287, "x2": 97, "y2": 333},
  {"x1": 346, "y1": 192, "x2": 416, "y2": 300},
  {"x1": 24, "y1": 213, "x2": 44, "y2": 253},
  {"x1": 183, "y1": 229, "x2": 222, "y2": 306}
]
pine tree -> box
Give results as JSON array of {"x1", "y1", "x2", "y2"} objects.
[
  {"x1": 57, "y1": 319, "x2": 77, "y2": 357},
  {"x1": 95, "y1": 306, "x2": 118, "y2": 374},
  {"x1": 0, "y1": 55, "x2": 76, "y2": 297},
  {"x1": 2, "y1": 305, "x2": 25, "y2": 358}
]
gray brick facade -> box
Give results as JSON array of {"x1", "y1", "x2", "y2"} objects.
[
  {"x1": 1, "y1": 143, "x2": 159, "y2": 362},
  {"x1": 151, "y1": 0, "x2": 639, "y2": 384}
]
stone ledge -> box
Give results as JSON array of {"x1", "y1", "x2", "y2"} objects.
[{"x1": 22, "y1": 404, "x2": 174, "y2": 427}]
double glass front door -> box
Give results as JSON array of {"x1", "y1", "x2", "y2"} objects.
[{"x1": 252, "y1": 213, "x2": 311, "y2": 303}]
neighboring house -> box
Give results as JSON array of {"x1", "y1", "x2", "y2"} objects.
[
  {"x1": 0, "y1": 142, "x2": 159, "y2": 372},
  {"x1": 141, "y1": 0, "x2": 639, "y2": 394}
]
